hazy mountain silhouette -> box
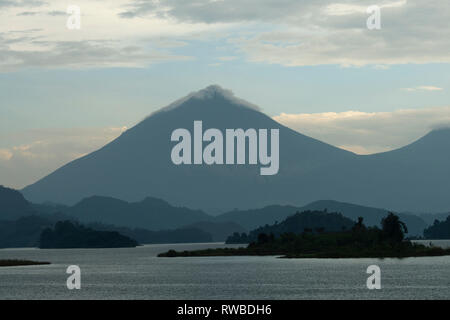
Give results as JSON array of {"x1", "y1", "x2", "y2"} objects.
[
  {"x1": 39, "y1": 220, "x2": 139, "y2": 249},
  {"x1": 216, "y1": 205, "x2": 300, "y2": 230},
  {"x1": 66, "y1": 195, "x2": 212, "y2": 230},
  {"x1": 183, "y1": 221, "x2": 247, "y2": 241},
  {"x1": 21, "y1": 85, "x2": 450, "y2": 212},
  {"x1": 0, "y1": 185, "x2": 35, "y2": 220},
  {"x1": 226, "y1": 210, "x2": 356, "y2": 244},
  {"x1": 301, "y1": 200, "x2": 427, "y2": 237},
  {"x1": 423, "y1": 216, "x2": 450, "y2": 239},
  {"x1": 0, "y1": 186, "x2": 429, "y2": 239},
  {"x1": 216, "y1": 200, "x2": 427, "y2": 236}
]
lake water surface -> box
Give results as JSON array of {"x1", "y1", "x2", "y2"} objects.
[{"x1": 1, "y1": 242, "x2": 449, "y2": 300}]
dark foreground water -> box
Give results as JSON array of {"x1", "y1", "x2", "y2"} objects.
[{"x1": 1, "y1": 242, "x2": 449, "y2": 300}]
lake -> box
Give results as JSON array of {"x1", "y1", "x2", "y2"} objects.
[{"x1": 1, "y1": 242, "x2": 450, "y2": 300}]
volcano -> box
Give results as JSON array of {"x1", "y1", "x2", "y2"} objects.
[{"x1": 22, "y1": 85, "x2": 450, "y2": 212}]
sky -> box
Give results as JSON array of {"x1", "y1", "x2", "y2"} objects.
[{"x1": 1, "y1": 0, "x2": 450, "y2": 189}]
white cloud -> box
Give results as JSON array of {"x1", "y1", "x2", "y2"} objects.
[
  {"x1": 403, "y1": 86, "x2": 444, "y2": 92},
  {"x1": 273, "y1": 106, "x2": 450, "y2": 154}
]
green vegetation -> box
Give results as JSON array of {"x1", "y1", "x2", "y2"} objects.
[
  {"x1": 159, "y1": 212, "x2": 450, "y2": 258},
  {"x1": 0, "y1": 259, "x2": 50, "y2": 267},
  {"x1": 39, "y1": 221, "x2": 139, "y2": 249},
  {"x1": 424, "y1": 215, "x2": 450, "y2": 239}
]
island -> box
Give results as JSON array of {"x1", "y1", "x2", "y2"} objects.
[
  {"x1": 0, "y1": 259, "x2": 50, "y2": 267},
  {"x1": 39, "y1": 220, "x2": 139, "y2": 249},
  {"x1": 158, "y1": 211, "x2": 450, "y2": 258}
]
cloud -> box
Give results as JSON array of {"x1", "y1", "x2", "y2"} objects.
[
  {"x1": 273, "y1": 106, "x2": 450, "y2": 154},
  {"x1": 0, "y1": 126, "x2": 127, "y2": 189},
  {"x1": 0, "y1": 36, "x2": 192, "y2": 71},
  {"x1": 47, "y1": 10, "x2": 65, "y2": 16},
  {"x1": 16, "y1": 11, "x2": 38, "y2": 16},
  {"x1": 0, "y1": 148, "x2": 13, "y2": 160},
  {"x1": 217, "y1": 56, "x2": 238, "y2": 61},
  {"x1": 2, "y1": 0, "x2": 450, "y2": 69},
  {"x1": 403, "y1": 86, "x2": 444, "y2": 92},
  {"x1": 0, "y1": 0, "x2": 219, "y2": 71},
  {"x1": 119, "y1": 0, "x2": 450, "y2": 67},
  {"x1": 0, "y1": 0, "x2": 44, "y2": 8},
  {"x1": 324, "y1": 1, "x2": 407, "y2": 16}
]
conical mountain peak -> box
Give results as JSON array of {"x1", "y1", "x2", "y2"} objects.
[
  {"x1": 21, "y1": 86, "x2": 450, "y2": 213},
  {"x1": 151, "y1": 85, "x2": 261, "y2": 116}
]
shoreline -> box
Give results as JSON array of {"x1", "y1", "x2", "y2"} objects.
[
  {"x1": 158, "y1": 244, "x2": 450, "y2": 259},
  {"x1": 0, "y1": 259, "x2": 51, "y2": 267}
]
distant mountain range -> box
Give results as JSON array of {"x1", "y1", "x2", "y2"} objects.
[
  {"x1": 0, "y1": 186, "x2": 244, "y2": 243},
  {"x1": 1, "y1": 186, "x2": 440, "y2": 238},
  {"x1": 216, "y1": 200, "x2": 428, "y2": 237},
  {"x1": 21, "y1": 85, "x2": 450, "y2": 213},
  {"x1": 67, "y1": 195, "x2": 210, "y2": 230}
]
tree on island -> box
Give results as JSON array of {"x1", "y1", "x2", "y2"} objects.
[{"x1": 381, "y1": 212, "x2": 408, "y2": 243}]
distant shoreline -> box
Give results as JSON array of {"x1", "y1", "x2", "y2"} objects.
[
  {"x1": 0, "y1": 259, "x2": 50, "y2": 267},
  {"x1": 157, "y1": 246, "x2": 450, "y2": 259}
]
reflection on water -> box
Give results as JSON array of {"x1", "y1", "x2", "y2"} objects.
[{"x1": 1, "y1": 242, "x2": 450, "y2": 300}]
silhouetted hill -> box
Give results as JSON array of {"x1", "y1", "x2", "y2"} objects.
[
  {"x1": 302, "y1": 200, "x2": 427, "y2": 237},
  {"x1": 0, "y1": 215, "x2": 52, "y2": 248},
  {"x1": 1, "y1": 184, "x2": 431, "y2": 239},
  {"x1": 67, "y1": 195, "x2": 213, "y2": 230},
  {"x1": 82, "y1": 222, "x2": 213, "y2": 244},
  {"x1": 183, "y1": 221, "x2": 246, "y2": 241},
  {"x1": 216, "y1": 205, "x2": 301, "y2": 230},
  {"x1": 32, "y1": 201, "x2": 70, "y2": 215},
  {"x1": 332, "y1": 128, "x2": 450, "y2": 212},
  {"x1": 263, "y1": 209, "x2": 355, "y2": 234},
  {"x1": 226, "y1": 210, "x2": 355, "y2": 243},
  {"x1": 39, "y1": 221, "x2": 138, "y2": 249},
  {"x1": 0, "y1": 214, "x2": 214, "y2": 248},
  {"x1": 418, "y1": 212, "x2": 450, "y2": 225},
  {"x1": 0, "y1": 185, "x2": 35, "y2": 220},
  {"x1": 217, "y1": 200, "x2": 427, "y2": 236},
  {"x1": 423, "y1": 216, "x2": 450, "y2": 239}
]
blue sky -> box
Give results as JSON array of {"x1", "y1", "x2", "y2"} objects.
[{"x1": 1, "y1": 0, "x2": 450, "y2": 188}]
